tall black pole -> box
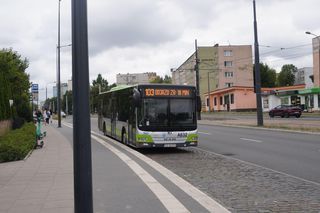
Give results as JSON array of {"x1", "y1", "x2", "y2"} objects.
[
  {"x1": 253, "y1": 0, "x2": 263, "y2": 126},
  {"x1": 72, "y1": 0, "x2": 93, "y2": 212},
  {"x1": 195, "y1": 39, "x2": 201, "y2": 120},
  {"x1": 57, "y1": 0, "x2": 62, "y2": 127}
]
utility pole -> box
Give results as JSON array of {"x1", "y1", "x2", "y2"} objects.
[
  {"x1": 57, "y1": 0, "x2": 62, "y2": 128},
  {"x1": 195, "y1": 39, "x2": 201, "y2": 120},
  {"x1": 207, "y1": 72, "x2": 210, "y2": 112},
  {"x1": 72, "y1": 0, "x2": 93, "y2": 212},
  {"x1": 253, "y1": 0, "x2": 263, "y2": 126}
]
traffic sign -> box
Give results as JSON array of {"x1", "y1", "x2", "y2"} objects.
[{"x1": 32, "y1": 84, "x2": 39, "y2": 93}]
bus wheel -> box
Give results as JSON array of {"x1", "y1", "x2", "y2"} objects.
[
  {"x1": 103, "y1": 123, "x2": 106, "y2": 136},
  {"x1": 122, "y1": 130, "x2": 127, "y2": 144}
]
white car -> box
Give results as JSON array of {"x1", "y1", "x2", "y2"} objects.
[{"x1": 61, "y1": 111, "x2": 66, "y2": 118}]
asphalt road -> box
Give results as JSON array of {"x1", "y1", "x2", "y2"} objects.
[{"x1": 197, "y1": 124, "x2": 320, "y2": 184}]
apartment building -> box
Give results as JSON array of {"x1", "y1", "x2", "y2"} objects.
[
  {"x1": 172, "y1": 44, "x2": 253, "y2": 108},
  {"x1": 294, "y1": 67, "x2": 313, "y2": 88},
  {"x1": 116, "y1": 72, "x2": 157, "y2": 85}
]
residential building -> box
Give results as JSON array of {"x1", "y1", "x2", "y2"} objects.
[
  {"x1": 53, "y1": 83, "x2": 68, "y2": 98},
  {"x1": 294, "y1": 67, "x2": 313, "y2": 88},
  {"x1": 67, "y1": 79, "x2": 72, "y2": 91},
  {"x1": 116, "y1": 72, "x2": 157, "y2": 85},
  {"x1": 172, "y1": 44, "x2": 253, "y2": 109}
]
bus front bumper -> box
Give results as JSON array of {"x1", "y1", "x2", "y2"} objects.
[{"x1": 135, "y1": 141, "x2": 198, "y2": 148}]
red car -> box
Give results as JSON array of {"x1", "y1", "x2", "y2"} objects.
[{"x1": 269, "y1": 105, "x2": 302, "y2": 118}]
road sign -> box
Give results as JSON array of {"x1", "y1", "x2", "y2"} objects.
[{"x1": 32, "y1": 84, "x2": 39, "y2": 93}]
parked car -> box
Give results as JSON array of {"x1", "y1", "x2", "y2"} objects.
[
  {"x1": 61, "y1": 111, "x2": 66, "y2": 118},
  {"x1": 269, "y1": 105, "x2": 302, "y2": 118}
]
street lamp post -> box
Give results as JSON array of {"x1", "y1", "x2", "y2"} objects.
[
  {"x1": 57, "y1": 0, "x2": 62, "y2": 128},
  {"x1": 253, "y1": 0, "x2": 263, "y2": 126}
]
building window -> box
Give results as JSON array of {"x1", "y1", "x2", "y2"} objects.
[
  {"x1": 224, "y1": 61, "x2": 232, "y2": 67},
  {"x1": 224, "y1": 72, "x2": 233, "y2": 78},
  {"x1": 220, "y1": 96, "x2": 223, "y2": 105},
  {"x1": 214, "y1": 97, "x2": 217, "y2": 106},
  {"x1": 225, "y1": 83, "x2": 233, "y2": 88},
  {"x1": 206, "y1": 98, "x2": 209, "y2": 107},
  {"x1": 230, "y1": 94, "x2": 234, "y2": 104},
  {"x1": 224, "y1": 50, "x2": 232, "y2": 56}
]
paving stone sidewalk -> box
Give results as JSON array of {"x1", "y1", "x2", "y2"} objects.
[{"x1": 0, "y1": 124, "x2": 74, "y2": 213}]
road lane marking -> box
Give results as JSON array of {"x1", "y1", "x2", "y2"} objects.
[
  {"x1": 63, "y1": 122, "x2": 230, "y2": 213},
  {"x1": 194, "y1": 147, "x2": 320, "y2": 187},
  {"x1": 62, "y1": 122, "x2": 190, "y2": 213},
  {"x1": 240, "y1": 138, "x2": 262, "y2": 143},
  {"x1": 198, "y1": 131, "x2": 212, "y2": 135}
]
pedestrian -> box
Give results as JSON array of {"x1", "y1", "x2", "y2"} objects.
[
  {"x1": 43, "y1": 109, "x2": 48, "y2": 126},
  {"x1": 36, "y1": 109, "x2": 43, "y2": 124},
  {"x1": 45, "y1": 109, "x2": 50, "y2": 124}
]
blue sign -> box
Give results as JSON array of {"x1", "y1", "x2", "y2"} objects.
[{"x1": 31, "y1": 84, "x2": 39, "y2": 93}]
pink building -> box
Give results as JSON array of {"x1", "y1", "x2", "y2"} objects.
[{"x1": 205, "y1": 85, "x2": 306, "y2": 112}]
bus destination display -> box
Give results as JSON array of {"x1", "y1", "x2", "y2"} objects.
[{"x1": 144, "y1": 88, "x2": 192, "y2": 97}]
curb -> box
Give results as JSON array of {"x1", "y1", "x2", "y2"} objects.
[{"x1": 23, "y1": 149, "x2": 34, "y2": 161}]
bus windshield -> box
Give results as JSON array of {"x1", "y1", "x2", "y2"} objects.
[{"x1": 138, "y1": 98, "x2": 196, "y2": 131}]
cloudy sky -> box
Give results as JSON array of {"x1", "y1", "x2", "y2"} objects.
[{"x1": 1, "y1": 0, "x2": 319, "y2": 101}]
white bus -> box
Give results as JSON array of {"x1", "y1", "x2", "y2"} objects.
[{"x1": 98, "y1": 84, "x2": 200, "y2": 148}]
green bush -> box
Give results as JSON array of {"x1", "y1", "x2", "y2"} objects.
[{"x1": 0, "y1": 122, "x2": 35, "y2": 162}]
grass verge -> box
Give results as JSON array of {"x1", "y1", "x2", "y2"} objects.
[{"x1": 0, "y1": 122, "x2": 36, "y2": 163}]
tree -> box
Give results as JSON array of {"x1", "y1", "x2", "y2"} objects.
[
  {"x1": 90, "y1": 74, "x2": 115, "y2": 113},
  {"x1": 277, "y1": 64, "x2": 296, "y2": 86},
  {"x1": 150, "y1": 75, "x2": 172, "y2": 84},
  {"x1": 253, "y1": 63, "x2": 277, "y2": 88},
  {"x1": 0, "y1": 49, "x2": 32, "y2": 122}
]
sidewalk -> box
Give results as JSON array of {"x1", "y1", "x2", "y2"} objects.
[
  {"x1": 0, "y1": 124, "x2": 74, "y2": 213},
  {"x1": 200, "y1": 114, "x2": 320, "y2": 132}
]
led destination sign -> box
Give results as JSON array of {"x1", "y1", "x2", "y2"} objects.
[{"x1": 144, "y1": 88, "x2": 192, "y2": 97}]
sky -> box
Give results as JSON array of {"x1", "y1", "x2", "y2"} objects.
[{"x1": 1, "y1": 0, "x2": 320, "y2": 101}]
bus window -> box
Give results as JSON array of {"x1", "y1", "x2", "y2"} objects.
[
  {"x1": 170, "y1": 99, "x2": 194, "y2": 125},
  {"x1": 139, "y1": 99, "x2": 168, "y2": 127}
]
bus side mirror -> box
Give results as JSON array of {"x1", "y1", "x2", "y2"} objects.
[
  {"x1": 197, "y1": 96, "x2": 201, "y2": 112},
  {"x1": 133, "y1": 88, "x2": 141, "y2": 107}
]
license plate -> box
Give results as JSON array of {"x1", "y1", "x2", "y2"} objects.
[{"x1": 164, "y1": 144, "x2": 176, "y2": 147}]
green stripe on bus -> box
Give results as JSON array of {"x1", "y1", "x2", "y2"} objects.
[{"x1": 136, "y1": 134, "x2": 154, "y2": 143}]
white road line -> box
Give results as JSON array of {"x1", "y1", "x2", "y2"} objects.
[
  {"x1": 240, "y1": 138, "x2": 262, "y2": 143},
  {"x1": 194, "y1": 146, "x2": 320, "y2": 187},
  {"x1": 198, "y1": 131, "x2": 212, "y2": 135},
  {"x1": 62, "y1": 122, "x2": 190, "y2": 213},
  {"x1": 63, "y1": 122, "x2": 230, "y2": 213}
]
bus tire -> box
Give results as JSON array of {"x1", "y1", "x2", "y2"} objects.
[
  {"x1": 122, "y1": 129, "x2": 127, "y2": 144},
  {"x1": 103, "y1": 123, "x2": 106, "y2": 136}
]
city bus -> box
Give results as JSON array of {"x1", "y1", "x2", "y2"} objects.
[{"x1": 98, "y1": 84, "x2": 200, "y2": 148}]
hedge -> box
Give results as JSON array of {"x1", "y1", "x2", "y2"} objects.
[{"x1": 0, "y1": 122, "x2": 36, "y2": 162}]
